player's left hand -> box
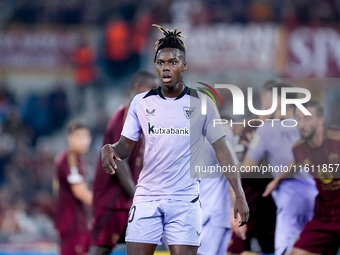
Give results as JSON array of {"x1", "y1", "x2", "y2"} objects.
[
  {"x1": 234, "y1": 196, "x2": 249, "y2": 227},
  {"x1": 262, "y1": 178, "x2": 279, "y2": 197}
]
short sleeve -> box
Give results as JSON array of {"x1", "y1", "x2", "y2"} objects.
[
  {"x1": 121, "y1": 95, "x2": 142, "y2": 141},
  {"x1": 67, "y1": 166, "x2": 84, "y2": 184},
  {"x1": 246, "y1": 126, "x2": 267, "y2": 163},
  {"x1": 203, "y1": 96, "x2": 226, "y2": 144}
]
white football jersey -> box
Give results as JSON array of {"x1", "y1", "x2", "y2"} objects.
[{"x1": 122, "y1": 86, "x2": 225, "y2": 202}]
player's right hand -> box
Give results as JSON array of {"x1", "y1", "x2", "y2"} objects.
[
  {"x1": 234, "y1": 196, "x2": 249, "y2": 227},
  {"x1": 101, "y1": 144, "x2": 122, "y2": 175}
]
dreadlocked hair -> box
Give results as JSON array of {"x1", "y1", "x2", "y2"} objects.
[{"x1": 153, "y1": 24, "x2": 186, "y2": 63}]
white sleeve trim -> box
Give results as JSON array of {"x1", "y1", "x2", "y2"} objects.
[{"x1": 67, "y1": 166, "x2": 84, "y2": 184}]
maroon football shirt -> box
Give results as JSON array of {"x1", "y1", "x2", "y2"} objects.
[
  {"x1": 293, "y1": 128, "x2": 340, "y2": 223},
  {"x1": 92, "y1": 105, "x2": 144, "y2": 210},
  {"x1": 54, "y1": 151, "x2": 88, "y2": 233}
]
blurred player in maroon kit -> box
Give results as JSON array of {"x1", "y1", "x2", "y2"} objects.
[
  {"x1": 88, "y1": 71, "x2": 159, "y2": 255},
  {"x1": 264, "y1": 100, "x2": 340, "y2": 255},
  {"x1": 54, "y1": 121, "x2": 93, "y2": 255},
  {"x1": 228, "y1": 81, "x2": 276, "y2": 255}
]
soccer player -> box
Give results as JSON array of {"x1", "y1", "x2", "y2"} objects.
[
  {"x1": 89, "y1": 71, "x2": 159, "y2": 255},
  {"x1": 243, "y1": 82, "x2": 317, "y2": 255},
  {"x1": 54, "y1": 121, "x2": 92, "y2": 255},
  {"x1": 228, "y1": 81, "x2": 277, "y2": 255},
  {"x1": 101, "y1": 24, "x2": 249, "y2": 255},
  {"x1": 198, "y1": 121, "x2": 238, "y2": 255},
  {"x1": 264, "y1": 100, "x2": 340, "y2": 255}
]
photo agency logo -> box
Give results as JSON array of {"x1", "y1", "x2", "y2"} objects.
[
  {"x1": 197, "y1": 83, "x2": 312, "y2": 128},
  {"x1": 196, "y1": 82, "x2": 223, "y2": 109}
]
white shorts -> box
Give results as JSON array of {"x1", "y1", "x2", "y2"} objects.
[
  {"x1": 125, "y1": 198, "x2": 202, "y2": 246},
  {"x1": 198, "y1": 219, "x2": 232, "y2": 255},
  {"x1": 275, "y1": 210, "x2": 313, "y2": 255}
]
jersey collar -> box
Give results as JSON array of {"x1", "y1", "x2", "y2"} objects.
[{"x1": 157, "y1": 85, "x2": 189, "y2": 100}]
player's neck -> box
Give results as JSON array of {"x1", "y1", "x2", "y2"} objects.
[
  {"x1": 161, "y1": 82, "x2": 184, "y2": 98},
  {"x1": 307, "y1": 126, "x2": 324, "y2": 148},
  {"x1": 68, "y1": 149, "x2": 81, "y2": 157}
]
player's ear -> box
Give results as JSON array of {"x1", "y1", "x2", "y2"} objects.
[
  {"x1": 319, "y1": 116, "x2": 324, "y2": 126},
  {"x1": 182, "y1": 61, "x2": 187, "y2": 71}
]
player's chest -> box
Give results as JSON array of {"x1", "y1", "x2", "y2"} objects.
[
  {"x1": 138, "y1": 101, "x2": 200, "y2": 127},
  {"x1": 299, "y1": 143, "x2": 340, "y2": 165}
]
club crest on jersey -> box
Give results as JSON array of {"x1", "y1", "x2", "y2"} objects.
[
  {"x1": 146, "y1": 109, "x2": 155, "y2": 116},
  {"x1": 183, "y1": 107, "x2": 195, "y2": 119}
]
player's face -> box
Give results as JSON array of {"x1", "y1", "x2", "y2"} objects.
[
  {"x1": 68, "y1": 128, "x2": 92, "y2": 154},
  {"x1": 155, "y1": 48, "x2": 187, "y2": 88},
  {"x1": 261, "y1": 90, "x2": 273, "y2": 110},
  {"x1": 296, "y1": 107, "x2": 322, "y2": 140},
  {"x1": 261, "y1": 90, "x2": 279, "y2": 118}
]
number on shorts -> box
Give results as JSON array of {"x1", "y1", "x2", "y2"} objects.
[{"x1": 128, "y1": 205, "x2": 136, "y2": 223}]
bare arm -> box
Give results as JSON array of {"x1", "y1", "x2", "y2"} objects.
[
  {"x1": 71, "y1": 183, "x2": 93, "y2": 205},
  {"x1": 242, "y1": 155, "x2": 260, "y2": 170},
  {"x1": 242, "y1": 155, "x2": 279, "y2": 198},
  {"x1": 114, "y1": 159, "x2": 136, "y2": 198},
  {"x1": 263, "y1": 159, "x2": 296, "y2": 197},
  {"x1": 101, "y1": 135, "x2": 137, "y2": 175},
  {"x1": 212, "y1": 137, "x2": 249, "y2": 226},
  {"x1": 68, "y1": 152, "x2": 92, "y2": 206}
]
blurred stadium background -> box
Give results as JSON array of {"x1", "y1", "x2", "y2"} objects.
[{"x1": 0, "y1": 0, "x2": 340, "y2": 254}]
